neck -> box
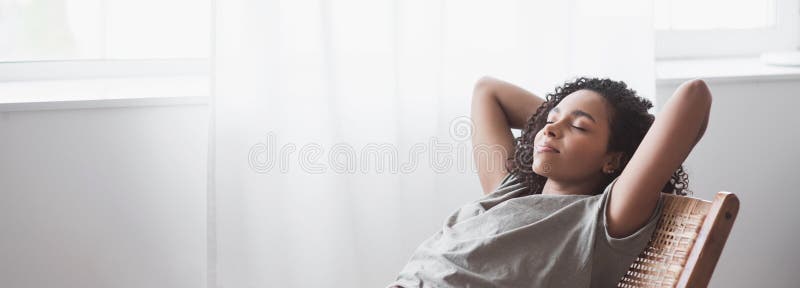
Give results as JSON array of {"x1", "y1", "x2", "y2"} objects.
[{"x1": 541, "y1": 175, "x2": 607, "y2": 196}]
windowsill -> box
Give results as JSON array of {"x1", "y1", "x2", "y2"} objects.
[
  {"x1": 656, "y1": 56, "x2": 800, "y2": 85},
  {"x1": 0, "y1": 76, "x2": 209, "y2": 112}
]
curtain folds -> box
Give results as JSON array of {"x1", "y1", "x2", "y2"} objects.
[{"x1": 212, "y1": 0, "x2": 655, "y2": 286}]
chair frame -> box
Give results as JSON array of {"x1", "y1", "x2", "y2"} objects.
[{"x1": 617, "y1": 191, "x2": 740, "y2": 288}]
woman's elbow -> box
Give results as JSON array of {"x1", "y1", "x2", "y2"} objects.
[
  {"x1": 473, "y1": 76, "x2": 499, "y2": 95},
  {"x1": 682, "y1": 79, "x2": 712, "y2": 144},
  {"x1": 683, "y1": 78, "x2": 713, "y2": 109}
]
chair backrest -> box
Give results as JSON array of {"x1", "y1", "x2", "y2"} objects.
[{"x1": 617, "y1": 191, "x2": 740, "y2": 288}]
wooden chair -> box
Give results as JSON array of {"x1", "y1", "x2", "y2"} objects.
[{"x1": 616, "y1": 191, "x2": 740, "y2": 288}]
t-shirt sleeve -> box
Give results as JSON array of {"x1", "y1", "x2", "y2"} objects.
[
  {"x1": 495, "y1": 173, "x2": 515, "y2": 189},
  {"x1": 472, "y1": 172, "x2": 527, "y2": 203},
  {"x1": 487, "y1": 172, "x2": 524, "y2": 195},
  {"x1": 598, "y1": 176, "x2": 665, "y2": 256}
]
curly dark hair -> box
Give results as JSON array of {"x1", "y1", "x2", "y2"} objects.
[{"x1": 504, "y1": 77, "x2": 691, "y2": 196}]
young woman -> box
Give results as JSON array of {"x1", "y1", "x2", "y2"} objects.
[{"x1": 388, "y1": 76, "x2": 711, "y2": 287}]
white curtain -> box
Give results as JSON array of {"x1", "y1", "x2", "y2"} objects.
[{"x1": 212, "y1": 0, "x2": 655, "y2": 287}]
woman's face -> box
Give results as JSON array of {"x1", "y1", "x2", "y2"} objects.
[{"x1": 532, "y1": 89, "x2": 618, "y2": 182}]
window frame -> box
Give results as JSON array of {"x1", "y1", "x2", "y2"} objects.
[
  {"x1": 655, "y1": 0, "x2": 799, "y2": 59},
  {"x1": 0, "y1": 58, "x2": 209, "y2": 82}
]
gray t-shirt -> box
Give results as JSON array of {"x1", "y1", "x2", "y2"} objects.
[{"x1": 388, "y1": 173, "x2": 664, "y2": 288}]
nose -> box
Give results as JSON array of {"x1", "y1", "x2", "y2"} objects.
[{"x1": 541, "y1": 122, "x2": 560, "y2": 138}]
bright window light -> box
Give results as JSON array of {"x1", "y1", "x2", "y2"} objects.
[
  {"x1": 654, "y1": 0, "x2": 776, "y2": 30},
  {"x1": 0, "y1": 0, "x2": 210, "y2": 62}
]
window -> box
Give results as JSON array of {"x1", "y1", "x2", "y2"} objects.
[
  {"x1": 654, "y1": 0, "x2": 798, "y2": 59},
  {"x1": 0, "y1": 0, "x2": 210, "y2": 81}
]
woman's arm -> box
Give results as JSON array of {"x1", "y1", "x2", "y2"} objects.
[
  {"x1": 607, "y1": 79, "x2": 712, "y2": 238},
  {"x1": 475, "y1": 76, "x2": 545, "y2": 129},
  {"x1": 471, "y1": 76, "x2": 545, "y2": 194}
]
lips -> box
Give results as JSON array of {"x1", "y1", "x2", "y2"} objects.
[{"x1": 535, "y1": 144, "x2": 560, "y2": 153}]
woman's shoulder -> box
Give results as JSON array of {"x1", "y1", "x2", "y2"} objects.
[
  {"x1": 479, "y1": 172, "x2": 528, "y2": 200},
  {"x1": 498, "y1": 172, "x2": 517, "y2": 186},
  {"x1": 595, "y1": 176, "x2": 665, "y2": 255},
  {"x1": 496, "y1": 172, "x2": 524, "y2": 191}
]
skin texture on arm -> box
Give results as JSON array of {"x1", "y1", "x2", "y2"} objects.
[
  {"x1": 607, "y1": 79, "x2": 713, "y2": 238},
  {"x1": 471, "y1": 76, "x2": 545, "y2": 194}
]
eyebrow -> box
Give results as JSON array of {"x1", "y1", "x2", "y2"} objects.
[{"x1": 549, "y1": 107, "x2": 597, "y2": 123}]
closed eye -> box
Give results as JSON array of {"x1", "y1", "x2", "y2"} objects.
[{"x1": 545, "y1": 121, "x2": 586, "y2": 131}]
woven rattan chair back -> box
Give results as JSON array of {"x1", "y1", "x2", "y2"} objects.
[{"x1": 617, "y1": 191, "x2": 739, "y2": 288}]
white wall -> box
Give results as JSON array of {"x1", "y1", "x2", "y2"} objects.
[
  {"x1": 1, "y1": 78, "x2": 796, "y2": 288},
  {"x1": 0, "y1": 104, "x2": 208, "y2": 288},
  {"x1": 655, "y1": 79, "x2": 800, "y2": 287}
]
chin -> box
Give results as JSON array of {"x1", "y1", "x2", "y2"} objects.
[
  {"x1": 532, "y1": 169, "x2": 555, "y2": 178},
  {"x1": 532, "y1": 162, "x2": 555, "y2": 176}
]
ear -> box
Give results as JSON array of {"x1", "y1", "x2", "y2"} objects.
[{"x1": 603, "y1": 151, "x2": 624, "y2": 172}]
